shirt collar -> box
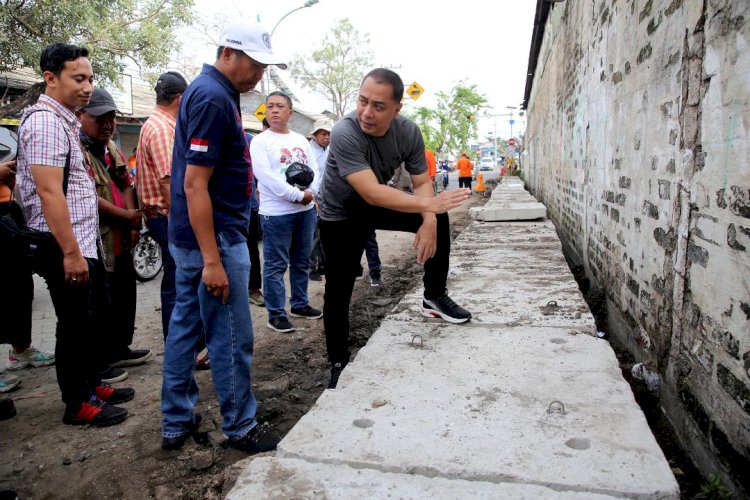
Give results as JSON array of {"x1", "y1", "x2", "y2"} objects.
[
  {"x1": 38, "y1": 94, "x2": 79, "y2": 128},
  {"x1": 152, "y1": 106, "x2": 176, "y2": 124},
  {"x1": 201, "y1": 64, "x2": 238, "y2": 98}
]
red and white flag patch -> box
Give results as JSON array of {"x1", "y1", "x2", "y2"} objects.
[{"x1": 190, "y1": 138, "x2": 208, "y2": 152}]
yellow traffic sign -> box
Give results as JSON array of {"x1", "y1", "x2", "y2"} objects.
[
  {"x1": 406, "y1": 81, "x2": 424, "y2": 100},
  {"x1": 253, "y1": 103, "x2": 266, "y2": 121}
]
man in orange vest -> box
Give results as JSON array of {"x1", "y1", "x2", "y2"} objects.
[
  {"x1": 425, "y1": 148, "x2": 436, "y2": 193},
  {"x1": 456, "y1": 153, "x2": 474, "y2": 191}
]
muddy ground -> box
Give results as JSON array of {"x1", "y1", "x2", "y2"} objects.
[{"x1": 0, "y1": 193, "x2": 489, "y2": 499}]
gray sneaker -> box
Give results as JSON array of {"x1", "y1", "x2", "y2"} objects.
[{"x1": 249, "y1": 289, "x2": 265, "y2": 306}]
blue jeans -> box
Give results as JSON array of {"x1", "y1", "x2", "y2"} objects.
[
  {"x1": 161, "y1": 237, "x2": 258, "y2": 439},
  {"x1": 261, "y1": 209, "x2": 316, "y2": 320},
  {"x1": 146, "y1": 215, "x2": 175, "y2": 340}
]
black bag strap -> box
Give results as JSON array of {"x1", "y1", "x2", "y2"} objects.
[{"x1": 19, "y1": 107, "x2": 73, "y2": 196}]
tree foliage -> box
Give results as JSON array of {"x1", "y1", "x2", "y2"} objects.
[
  {"x1": 402, "y1": 81, "x2": 488, "y2": 157},
  {"x1": 289, "y1": 18, "x2": 374, "y2": 118},
  {"x1": 0, "y1": 0, "x2": 193, "y2": 116}
]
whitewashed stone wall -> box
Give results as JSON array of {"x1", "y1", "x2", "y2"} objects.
[{"x1": 522, "y1": 0, "x2": 749, "y2": 494}]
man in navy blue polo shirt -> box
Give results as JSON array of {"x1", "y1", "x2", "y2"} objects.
[{"x1": 161, "y1": 19, "x2": 286, "y2": 453}]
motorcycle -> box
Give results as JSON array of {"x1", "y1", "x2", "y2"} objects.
[{"x1": 132, "y1": 222, "x2": 162, "y2": 282}]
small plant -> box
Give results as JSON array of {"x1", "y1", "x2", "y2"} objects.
[{"x1": 697, "y1": 475, "x2": 731, "y2": 500}]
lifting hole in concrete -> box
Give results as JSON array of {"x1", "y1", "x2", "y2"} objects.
[
  {"x1": 548, "y1": 400, "x2": 566, "y2": 415},
  {"x1": 565, "y1": 437, "x2": 591, "y2": 450},
  {"x1": 353, "y1": 418, "x2": 375, "y2": 428},
  {"x1": 410, "y1": 335, "x2": 424, "y2": 348},
  {"x1": 547, "y1": 300, "x2": 558, "y2": 308}
]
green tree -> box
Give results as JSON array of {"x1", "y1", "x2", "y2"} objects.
[
  {"x1": 403, "y1": 81, "x2": 488, "y2": 157},
  {"x1": 0, "y1": 0, "x2": 193, "y2": 116},
  {"x1": 289, "y1": 18, "x2": 374, "y2": 119}
]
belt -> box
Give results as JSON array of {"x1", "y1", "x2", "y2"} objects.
[{"x1": 142, "y1": 206, "x2": 167, "y2": 218}]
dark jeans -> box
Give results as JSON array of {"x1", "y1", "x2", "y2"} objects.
[
  {"x1": 320, "y1": 208, "x2": 450, "y2": 364},
  {"x1": 360, "y1": 231, "x2": 381, "y2": 276},
  {"x1": 105, "y1": 251, "x2": 137, "y2": 362},
  {"x1": 146, "y1": 214, "x2": 175, "y2": 340},
  {"x1": 247, "y1": 209, "x2": 262, "y2": 290},
  {"x1": 458, "y1": 176, "x2": 472, "y2": 189},
  {"x1": 0, "y1": 201, "x2": 33, "y2": 348},
  {"x1": 310, "y1": 215, "x2": 325, "y2": 272},
  {"x1": 0, "y1": 258, "x2": 33, "y2": 347},
  {"x1": 37, "y1": 256, "x2": 104, "y2": 406}
]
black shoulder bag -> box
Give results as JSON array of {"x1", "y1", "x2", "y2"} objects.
[{"x1": 0, "y1": 108, "x2": 71, "y2": 263}]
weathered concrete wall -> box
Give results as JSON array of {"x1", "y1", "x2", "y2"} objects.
[{"x1": 522, "y1": 0, "x2": 749, "y2": 495}]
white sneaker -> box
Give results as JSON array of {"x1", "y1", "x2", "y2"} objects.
[
  {"x1": 0, "y1": 372, "x2": 21, "y2": 393},
  {"x1": 8, "y1": 346, "x2": 56, "y2": 370}
]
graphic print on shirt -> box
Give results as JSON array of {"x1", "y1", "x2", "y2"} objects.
[{"x1": 278, "y1": 147, "x2": 309, "y2": 173}]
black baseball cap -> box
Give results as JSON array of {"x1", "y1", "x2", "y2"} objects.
[
  {"x1": 81, "y1": 88, "x2": 118, "y2": 117},
  {"x1": 155, "y1": 72, "x2": 188, "y2": 94}
]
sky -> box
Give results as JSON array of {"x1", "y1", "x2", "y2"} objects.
[{"x1": 186, "y1": 0, "x2": 537, "y2": 141}]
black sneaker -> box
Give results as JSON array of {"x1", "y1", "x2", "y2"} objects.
[
  {"x1": 0, "y1": 398, "x2": 16, "y2": 421},
  {"x1": 63, "y1": 397, "x2": 128, "y2": 427},
  {"x1": 227, "y1": 423, "x2": 280, "y2": 454},
  {"x1": 309, "y1": 270, "x2": 322, "y2": 281},
  {"x1": 110, "y1": 349, "x2": 153, "y2": 368},
  {"x1": 370, "y1": 273, "x2": 382, "y2": 287},
  {"x1": 100, "y1": 366, "x2": 128, "y2": 384},
  {"x1": 267, "y1": 317, "x2": 295, "y2": 333},
  {"x1": 421, "y1": 295, "x2": 472, "y2": 324},
  {"x1": 161, "y1": 414, "x2": 202, "y2": 451},
  {"x1": 328, "y1": 362, "x2": 345, "y2": 389},
  {"x1": 94, "y1": 383, "x2": 135, "y2": 404},
  {"x1": 290, "y1": 305, "x2": 323, "y2": 319}
]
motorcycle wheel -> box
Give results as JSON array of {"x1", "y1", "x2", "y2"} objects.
[{"x1": 133, "y1": 233, "x2": 163, "y2": 281}]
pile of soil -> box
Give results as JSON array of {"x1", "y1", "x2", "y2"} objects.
[{"x1": 0, "y1": 194, "x2": 487, "y2": 499}]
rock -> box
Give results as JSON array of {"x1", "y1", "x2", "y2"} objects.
[
  {"x1": 188, "y1": 450, "x2": 214, "y2": 471},
  {"x1": 13, "y1": 464, "x2": 24, "y2": 473},
  {"x1": 24, "y1": 442, "x2": 33, "y2": 451},
  {"x1": 76, "y1": 451, "x2": 89, "y2": 462},
  {"x1": 117, "y1": 432, "x2": 126, "y2": 438},
  {"x1": 37, "y1": 464, "x2": 44, "y2": 473}
]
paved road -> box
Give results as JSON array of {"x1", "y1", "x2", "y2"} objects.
[{"x1": 436, "y1": 169, "x2": 500, "y2": 192}]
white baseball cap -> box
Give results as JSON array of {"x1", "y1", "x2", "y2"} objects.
[{"x1": 218, "y1": 20, "x2": 288, "y2": 69}]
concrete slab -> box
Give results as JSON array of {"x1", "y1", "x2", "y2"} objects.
[
  {"x1": 229, "y1": 456, "x2": 623, "y2": 499},
  {"x1": 471, "y1": 203, "x2": 547, "y2": 221},
  {"x1": 278, "y1": 324, "x2": 679, "y2": 498},
  {"x1": 389, "y1": 220, "x2": 594, "y2": 328}
]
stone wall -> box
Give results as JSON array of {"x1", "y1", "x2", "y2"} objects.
[{"x1": 522, "y1": 0, "x2": 749, "y2": 494}]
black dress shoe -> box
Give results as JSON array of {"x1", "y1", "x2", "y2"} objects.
[{"x1": 162, "y1": 414, "x2": 202, "y2": 451}]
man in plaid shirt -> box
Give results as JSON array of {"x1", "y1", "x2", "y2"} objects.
[
  {"x1": 135, "y1": 72, "x2": 187, "y2": 340},
  {"x1": 17, "y1": 43, "x2": 134, "y2": 427}
]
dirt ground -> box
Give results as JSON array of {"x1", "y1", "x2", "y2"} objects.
[{"x1": 0, "y1": 193, "x2": 490, "y2": 499}]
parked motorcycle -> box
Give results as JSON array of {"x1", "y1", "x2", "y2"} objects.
[{"x1": 132, "y1": 223, "x2": 162, "y2": 281}]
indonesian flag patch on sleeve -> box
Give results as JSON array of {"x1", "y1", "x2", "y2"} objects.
[{"x1": 190, "y1": 138, "x2": 209, "y2": 152}]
